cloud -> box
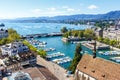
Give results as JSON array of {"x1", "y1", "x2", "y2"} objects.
[
  {"x1": 88, "y1": 5, "x2": 98, "y2": 10},
  {"x1": 67, "y1": 8, "x2": 75, "y2": 12},
  {"x1": 62, "y1": 6, "x2": 75, "y2": 12},
  {"x1": 47, "y1": 7, "x2": 56, "y2": 11},
  {"x1": 31, "y1": 9, "x2": 41, "y2": 13}
]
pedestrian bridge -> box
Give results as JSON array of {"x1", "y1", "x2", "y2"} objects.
[{"x1": 22, "y1": 32, "x2": 63, "y2": 38}]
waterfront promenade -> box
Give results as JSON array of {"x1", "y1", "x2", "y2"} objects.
[{"x1": 37, "y1": 55, "x2": 74, "y2": 80}]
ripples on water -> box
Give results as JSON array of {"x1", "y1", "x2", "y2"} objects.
[{"x1": 5, "y1": 23, "x2": 93, "y2": 36}]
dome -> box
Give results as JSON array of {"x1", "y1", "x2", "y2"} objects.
[{"x1": 8, "y1": 71, "x2": 32, "y2": 80}]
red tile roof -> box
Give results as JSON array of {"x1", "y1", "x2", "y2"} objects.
[{"x1": 77, "y1": 54, "x2": 120, "y2": 80}]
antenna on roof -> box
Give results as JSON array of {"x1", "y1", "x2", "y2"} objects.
[{"x1": 93, "y1": 40, "x2": 96, "y2": 58}]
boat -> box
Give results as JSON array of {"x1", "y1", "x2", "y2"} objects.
[
  {"x1": 44, "y1": 48, "x2": 55, "y2": 52},
  {"x1": 110, "y1": 57, "x2": 120, "y2": 63},
  {"x1": 102, "y1": 51, "x2": 120, "y2": 56},
  {"x1": 98, "y1": 51, "x2": 103, "y2": 54},
  {"x1": 52, "y1": 56, "x2": 72, "y2": 64},
  {"x1": 46, "y1": 52, "x2": 65, "y2": 59}
]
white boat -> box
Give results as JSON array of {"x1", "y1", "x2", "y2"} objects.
[
  {"x1": 52, "y1": 56, "x2": 72, "y2": 64},
  {"x1": 46, "y1": 52, "x2": 65, "y2": 58},
  {"x1": 98, "y1": 51, "x2": 103, "y2": 54}
]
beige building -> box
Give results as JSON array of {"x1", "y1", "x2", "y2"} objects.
[
  {"x1": 74, "y1": 54, "x2": 120, "y2": 80},
  {"x1": 94, "y1": 28, "x2": 103, "y2": 37},
  {"x1": 103, "y1": 29, "x2": 120, "y2": 41}
]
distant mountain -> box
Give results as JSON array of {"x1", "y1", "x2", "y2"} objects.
[{"x1": 1, "y1": 10, "x2": 120, "y2": 22}]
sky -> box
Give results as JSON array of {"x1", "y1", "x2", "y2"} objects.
[{"x1": 0, "y1": 0, "x2": 120, "y2": 19}]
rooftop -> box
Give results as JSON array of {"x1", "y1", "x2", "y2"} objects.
[{"x1": 77, "y1": 54, "x2": 120, "y2": 80}]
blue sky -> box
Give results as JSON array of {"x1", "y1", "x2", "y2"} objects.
[{"x1": 0, "y1": 0, "x2": 120, "y2": 19}]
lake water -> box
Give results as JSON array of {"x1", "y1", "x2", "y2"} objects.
[
  {"x1": 3, "y1": 23, "x2": 118, "y2": 69},
  {"x1": 4, "y1": 23, "x2": 93, "y2": 36},
  {"x1": 4, "y1": 23, "x2": 93, "y2": 68}
]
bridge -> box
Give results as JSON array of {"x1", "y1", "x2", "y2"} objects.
[{"x1": 22, "y1": 32, "x2": 63, "y2": 39}]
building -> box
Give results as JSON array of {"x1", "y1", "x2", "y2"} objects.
[
  {"x1": 6, "y1": 67, "x2": 58, "y2": 80},
  {"x1": 115, "y1": 20, "x2": 120, "y2": 29},
  {"x1": 94, "y1": 28, "x2": 103, "y2": 37},
  {"x1": 8, "y1": 71, "x2": 32, "y2": 80},
  {"x1": 0, "y1": 23, "x2": 8, "y2": 39},
  {"x1": 74, "y1": 54, "x2": 120, "y2": 80},
  {"x1": 103, "y1": 29, "x2": 120, "y2": 41},
  {"x1": 1, "y1": 41, "x2": 29, "y2": 56}
]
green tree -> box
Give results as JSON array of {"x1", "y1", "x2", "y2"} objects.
[
  {"x1": 23, "y1": 40, "x2": 47, "y2": 58},
  {"x1": 84, "y1": 29, "x2": 94, "y2": 39},
  {"x1": 0, "y1": 28, "x2": 21, "y2": 45},
  {"x1": 23, "y1": 40, "x2": 37, "y2": 52},
  {"x1": 68, "y1": 44, "x2": 82, "y2": 73},
  {"x1": 37, "y1": 49, "x2": 47, "y2": 58},
  {"x1": 73, "y1": 32, "x2": 78, "y2": 37},
  {"x1": 61, "y1": 27, "x2": 68, "y2": 33},
  {"x1": 110, "y1": 40, "x2": 117, "y2": 47},
  {"x1": 97, "y1": 37, "x2": 103, "y2": 42},
  {"x1": 78, "y1": 31, "x2": 84, "y2": 38},
  {"x1": 103, "y1": 38, "x2": 110, "y2": 44}
]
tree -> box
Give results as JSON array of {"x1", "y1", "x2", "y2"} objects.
[
  {"x1": 78, "y1": 31, "x2": 84, "y2": 38},
  {"x1": 61, "y1": 27, "x2": 68, "y2": 33},
  {"x1": 110, "y1": 40, "x2": 117, "y2": 47},
  {"x1": 73, "y1": 32, "x2": 78, "y2": 37},
  {"x1": 37, "y1": 49, "x2": 47, "y2": 58},
  {"x1": 68, "y1": 44, "x2": 82, "y2": 73},
  {"x1": 0, "y1": 28, "x2": 21, "y2": 45},
  {"x1": 63, "y1": 32, "x2": 69, "y2": 38},
  {"x1": 84, "y1": 29, "x2": 94, "y2": 39},
  {"x1": 23, "y1": 40, "x2": 37, "y2": 52},
  {"x1": 103, "y1": 38, "x2": 110, "y2": 44},
  {"x1": 97, "y1": 37, "x2": 103, "y2": 42}
]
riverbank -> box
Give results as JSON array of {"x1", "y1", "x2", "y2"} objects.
[{"x1": 37, "y1": 55, "x2": 74, "y2": 80}]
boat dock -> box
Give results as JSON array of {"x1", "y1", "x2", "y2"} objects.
[
  {"x1": 110, "y1": 57, "x2": 120, "y2": 63},
  {"x1": 101, "y1": 51, "x2": 120, "y2": 56},
  {"x1": 46, "y1": 52, "x2": 65, "y2": 59},
  {"x1": 22, "y1": 32, "x2": 63, "y2": 39},
  {"x1": 44, "y1": 48, "x2": 56, "y2": 52},
  {"x1": 81, "y1": 41, "x2": 110, "y2": 50},
  {"x1": 52, "y1": 57, "x2": 72, "y2": 64}
]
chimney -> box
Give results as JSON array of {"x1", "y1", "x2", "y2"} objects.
[{"x1": 93, "y1": 40, "x2": 96, "y2": 58}]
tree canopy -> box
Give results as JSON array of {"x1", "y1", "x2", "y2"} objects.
[
  {"x1": 61, "y1": 27, "x2": 68, "y2": 33},
  {"x1": 0, "y1": 28, "x2": 21, "y2": 45},
  {"x1": 68, "y1": 44, "x2": 82, "y2": 73},
  {"x1": 23, "y1": 40, "x2": 47, "y2": 58}
]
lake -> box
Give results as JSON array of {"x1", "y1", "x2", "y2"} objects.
[{"x1": 3, "y1": 22, "x2": 94, "y2": 68}]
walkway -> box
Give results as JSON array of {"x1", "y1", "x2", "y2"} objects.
[{"x1": 37, "y1": 56, "x2": 74, "y2": 80}]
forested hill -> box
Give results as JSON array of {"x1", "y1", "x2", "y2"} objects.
[{"x1": 1, "y1": 10, "x2": 120, "y2": 22}]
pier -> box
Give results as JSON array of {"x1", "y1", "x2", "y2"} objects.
[{"x1": 22, "y1": 32, "x2": 63, "y2": 39}]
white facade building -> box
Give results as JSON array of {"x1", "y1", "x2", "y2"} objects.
[
  {"x1": 0, "y1": 23, "x2": 8, "y2": 39},
  {"x1": 1, "y1": 41, "x2": 29, "y2": 56}
]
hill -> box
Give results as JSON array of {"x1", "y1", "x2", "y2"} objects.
[{"x1": 1, "y1": 10, "x2": 120, "y2": 22}]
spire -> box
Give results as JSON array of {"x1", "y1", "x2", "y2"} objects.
[
  {"x1": 0, "y1": 23, "x2": 5, "y2": 27},
  {"x1": 93, "y1": 40, "x2": 96, "y2": 58}
]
